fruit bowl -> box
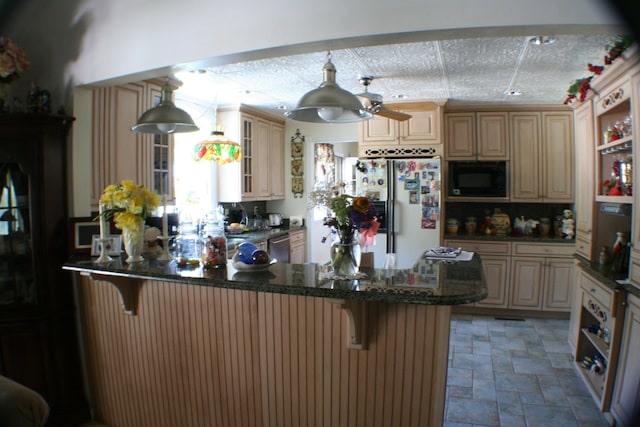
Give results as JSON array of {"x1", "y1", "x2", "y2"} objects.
[{"x1": 231, "y1": 252, "x2": 277, "y2": 271}]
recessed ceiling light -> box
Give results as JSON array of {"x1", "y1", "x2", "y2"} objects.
[
  {"x1": 392, "y1": 94, "x2": 408, "y2": 99},
  {"x1": 529, "y1": 36, "x2": 556, "y2": 45},
  {"x1": 505, "y1": 90, "x2": 522, "y2": 96},
  {"x1": 276, "y1": 105, "x2": 288, "y2": 110}
]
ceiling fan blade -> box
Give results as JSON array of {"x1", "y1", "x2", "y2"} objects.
[{"x1": 376, "y1": 107, "x2": 412, "y2": 121}]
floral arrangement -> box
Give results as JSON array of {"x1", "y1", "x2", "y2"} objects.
[
  {"x1": 99, "y1": 180, "x2": 160, "y2": 232},
  {"x1": 308, "y1": 183, "x2": 380, "y2": 247},
  {"x1": 564, "y1": 35, "x2": 634, "y2": 105},
  {"x1": 0, "y1": 37, "x2": 29, "y2": 83}
]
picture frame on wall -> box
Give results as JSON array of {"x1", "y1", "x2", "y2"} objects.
[{"x1": 69, "y1": 217, "x2": 100, "y2": 254}]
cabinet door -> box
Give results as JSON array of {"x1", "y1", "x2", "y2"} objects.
[
  {"x1": 510, "y1": 112, "x2": 541, "y2": 201},
  {"x1": 445, "y1": 113, "x2": 475, "y2": 159},
  {"x1": 611, "y1": 294, "x2": 640, "y2": 427},
  {"x1": 148, "y1": 84, "x2": 175, "y2": 200},
  {"x1": 475, "y1": 256, "x2": 509, "y2": 308},
  {"x1": 240, "y1": 114, "x2": 257, "y2": 200},
  {"x1": 543, "y1": 258, "x2": 574, "y2": 311},
  {"x1": 630, "y1": 71, "x2": 640, "y2": 287},
  {"x1": 269, "y1": 122, "x2": 285, "y2": 199},
  {"x1": 568, "y1": 266, "x2": 584, "y2": 350},
  {"x1": 510, "y1": 257, "x2": 544, "y2": 309},
  {"x1": 91, "y1": 83, "x2": 146, "y2": 206},
  {"x1": 477, "y1": 112, "x2": 509, "y2": 160},
  {"x1": 542, "y1": 112, "x2": 574, "y2": 202},
  {"x1": 255, "y1": 119, "x2": 271, "y2": 199},
  {"x1": 400, "y1": 108, "x2": 439, "y2": 144},
  {"x1": 574, "y1": 101, "x2": 595, "y2": 260},
  {"x1": 359, "y1": 115, "x2": 397, "y2": 145}
]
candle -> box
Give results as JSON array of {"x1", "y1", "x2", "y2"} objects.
[
  {"x1": 99, "y1": 203, "x2": 107, "y2": 240},
  {"x1": 162, "y1": 194, "x2": 169, "y2": 237}
]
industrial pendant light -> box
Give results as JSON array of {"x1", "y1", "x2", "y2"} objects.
[
  {"x1": 285, "y1": 52, "x2": 372, "y2": 123},
  {"x1": 131, "y1": 78, "x2": 199, "y2": 134}
]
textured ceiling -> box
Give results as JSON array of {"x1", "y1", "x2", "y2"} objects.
[{"x1": 175, "y1": 34, "x2": 621, "y2": 116}]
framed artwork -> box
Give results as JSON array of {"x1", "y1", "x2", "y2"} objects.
[
  {"x1": 91, "y1": 235, "x2": 122, "y2": 256},
  {"x1": 69, "y1": 217, "x2": 101, "y2": 254}
]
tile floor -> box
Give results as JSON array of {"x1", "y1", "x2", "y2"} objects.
[{"x1": 445, "y1": 314, "x2": 609, "y2": 427}]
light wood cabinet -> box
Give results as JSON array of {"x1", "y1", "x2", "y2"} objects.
[
  {"x1": 629, "y1": 70, "x2": 640, "y2": 287},
  {"x1": 289, "y1": 229, "x2": 306, "y2": 264},
  {"x1": 574, "y1": 100, "x2": 596, "y2": 260},
  {"x1": 445, "y1": 112, "x2": 508, "y2": 160},
  {"x1": 91, "y1": 79, "x2": 175, "y2": 209},
  {"x1": 358, "y1": 102, "x2": 444, "y2": 157},
  {"x1": 611, "y1": 293, "x2": 640, "y2": 426},
  {"x1": 218, "y1": 106, "x2": 285, "y2": 201},
  {"x1": 510, "y1": 111, "x2": 574, "y2": 202},
  {"x1": 444, "y1": 240, "x2": 511, "y2": 308},
  {"x1": 510, "y1": 257, "x2": 545, "y2": 309}
]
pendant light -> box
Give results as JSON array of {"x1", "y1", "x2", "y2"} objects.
[
  {"x1": 285, "y1": 52, "x2": 372, "y2": 123},
  {"x1": 193, "y1": 126, "x2": 242, "y2": 164},
  {"x1": 131, "y1": 78, "x2": 199, "y2": 134}
]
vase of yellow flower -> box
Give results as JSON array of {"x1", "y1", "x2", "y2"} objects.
[
  {"x1": 99, "y1": 180, "x2": 160, "y2": 263},
  {"x1": 308, "y1": 183, "x2": 380, "y2": 276}
]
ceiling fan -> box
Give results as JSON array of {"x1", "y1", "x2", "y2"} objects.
[{"x1": 356, "y1": 75, "x2": 412, "y2": 121}]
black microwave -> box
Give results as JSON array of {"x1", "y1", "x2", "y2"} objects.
[{"x1": 448, "y1": 161, "x2": 507, "y2": 197}]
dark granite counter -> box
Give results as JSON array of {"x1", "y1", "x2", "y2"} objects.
[
  {"x1": 574, "y1": 254, "x2": 640, "y2": 299},
  {"x1": 63, "y1": 252, "x2": 488, "y2": 306}
]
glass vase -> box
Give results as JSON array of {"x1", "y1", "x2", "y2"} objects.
[
  {"x1": 123, "y1": 222, "x2": 145, "y2": 263},
  {"x1": 330, "y1": 235, "x2": 361, "y2": 276}
]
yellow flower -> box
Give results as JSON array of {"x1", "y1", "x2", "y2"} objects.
[{"x1": 98, "y1": 180, "x2": 160, "y2": 232}]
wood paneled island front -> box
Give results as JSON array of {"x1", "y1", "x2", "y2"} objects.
[{"x1": 64, "y1": 254, "x2": 487, "y2": 427}]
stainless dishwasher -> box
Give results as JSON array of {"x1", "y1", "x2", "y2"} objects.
[{"x1": 268, "y1": 234, "x2": 290, "y2": 263}]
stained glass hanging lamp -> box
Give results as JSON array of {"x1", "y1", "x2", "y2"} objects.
[{"x1": 194, "y1": 126, "x2": 242, "y2": 164}]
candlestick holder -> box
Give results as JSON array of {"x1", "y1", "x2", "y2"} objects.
[
  {"x1": 94, "y1": 238, "x2": 114, "y2": 263},
  {"x1": 157, "y1": 235, "x2": 174, "y2": 261}
]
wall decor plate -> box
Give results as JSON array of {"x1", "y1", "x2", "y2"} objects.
[
  {"x1": 291, "y1": 141, "x2": 303, "y2": 158},
  {"x1": 291, "y1": 159, "x2": 303, "y2": 176}
]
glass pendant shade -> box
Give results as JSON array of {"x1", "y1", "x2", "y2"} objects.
[
  {"x1": 131, "y1": 81, "x2": 199, "y2": 134},
  {"x1": 194, "y1": 130, "x2": 242, "y2": 164},
  {"x1": 286, "y1": 53, "x2": 372, "y2": 123}
]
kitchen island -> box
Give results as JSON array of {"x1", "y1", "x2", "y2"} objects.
[{"x1": 64, "y1": 253, "x2": 487, "y2": 427}]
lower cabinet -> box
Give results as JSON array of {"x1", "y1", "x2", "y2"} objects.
[
  {"x1": 289, "y1": 229, "x2": 306, "y2": 264},
  {"x1": 611, "y1": 293, "x2": 640, "y2": 426},
  {"x1": 445, "y1": 239, "x2": 573, "y2": 312}
]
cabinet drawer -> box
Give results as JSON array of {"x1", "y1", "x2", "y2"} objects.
[
  {"x1": 580, "y1": 272, "x2": 613, "y2": 310},
  {"x1": 289, "y1": 230, "x2": 305, "y2": 245},
  {"x1": 575, "y1": 236, "x2": 592, "y2": 261},
  {"x1": 512, "y1": 243, "x2": 574, "y2": 257},
  {"x1": 444, "y1": 239, "x2": 510, "y2": 255}
]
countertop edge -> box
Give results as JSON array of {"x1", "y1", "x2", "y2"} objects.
[{"x1": 573, "y1": 254, "x2": 640, "y2": 299}]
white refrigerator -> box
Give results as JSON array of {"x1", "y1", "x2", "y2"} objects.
[{"x1": 356, "y1": 157, "x2": 442, "y2": 268}]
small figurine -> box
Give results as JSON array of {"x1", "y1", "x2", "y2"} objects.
[{"x1": 562, "y1": 209, "x2": 575, "y2": 240}]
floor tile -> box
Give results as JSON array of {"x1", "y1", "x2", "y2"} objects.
[{"x1": 446, "y1": 314, "x2": 607, "y2": 427}]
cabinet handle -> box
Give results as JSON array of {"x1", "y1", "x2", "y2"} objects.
[{"x1": 590, "y1": 288, "x2": 596, "y2": 294}]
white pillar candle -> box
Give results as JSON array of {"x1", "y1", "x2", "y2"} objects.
[
  {"x1": 162, "y1": 194, "x2": 169, "y2": 237},
  {"x1": 99, "y1": 203, "x2": 107, "y2": 240}
]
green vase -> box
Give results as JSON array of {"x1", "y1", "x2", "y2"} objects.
[{"x1": 330, "y1": 237, "x2": 361, "y2": 276}]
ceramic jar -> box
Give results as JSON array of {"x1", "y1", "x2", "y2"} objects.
[
  {"x1": 539, "y1": 218, "x2": 551, "y2": 236},
  {"x1": 490, "y1": 208, "x2": 511, "y2": 236},
  {"x1": 465, "y1": 217, "x2": 477, "y2": 234},
  {"x1": 446, "y1": 218, "x2": 460, "y2": 235}
]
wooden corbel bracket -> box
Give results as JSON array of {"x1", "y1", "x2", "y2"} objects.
[
  {"x1": 328, "y1": 299, "x2": 367, "y2": 350},
  {"x1": 81, "y1": 272, "x2": 142, "y2": 315}
]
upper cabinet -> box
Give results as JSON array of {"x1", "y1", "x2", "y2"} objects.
[
  {"x1": 445, "y1": 112, "x2": 509, "y2": 160},
  {"x1": 510, "y1": 111, "x2": 574, "y2": 202},
  {"x1": 218, "y1": 105, "x2": 285, "y2": 202},
  {"x1": 358, "y1": 102, "x2": 444, "y2": 158},
  {"x1": 574, "y1": 100, "x2": 596, "y2": 261},
  {"x1": 91, "y1": 79, "x2": 175, "y2": 209}
]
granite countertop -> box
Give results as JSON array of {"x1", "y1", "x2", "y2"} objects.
[
  {"x1": 574, "y1": 254, "x2": 640, "y2": 299},
  {"x1": 63, "y1": 252, "x2": 488, "y2": 306},
  {"x1": 444, "y1": 233, "x2": 574, "y2": 244}
]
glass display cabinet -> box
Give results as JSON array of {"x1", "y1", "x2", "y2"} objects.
[{"x1": 0, "y1": 113, "x2": 89, "y2": 426}]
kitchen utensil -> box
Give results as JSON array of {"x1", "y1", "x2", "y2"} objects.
[{"x1": 268, "y1": 213, "x2": 283, "y2": 226}]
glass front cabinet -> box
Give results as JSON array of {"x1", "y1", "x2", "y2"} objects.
[{"x1": 0, "y1": 114, "x2": 89, "y2": 426}]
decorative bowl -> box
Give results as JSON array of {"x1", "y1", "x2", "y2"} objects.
[{"x1": 231, "y1": 252, "x2": 276, "y2": 271}]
